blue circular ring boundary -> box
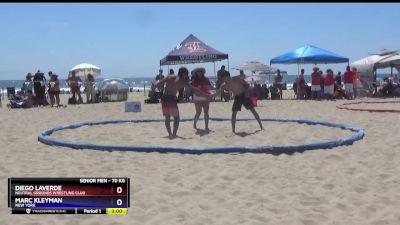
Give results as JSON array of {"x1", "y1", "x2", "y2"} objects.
[{"x1": 38, "y1": 118, "x2": 365, "y2": 155}]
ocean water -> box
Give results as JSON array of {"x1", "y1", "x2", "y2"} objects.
[
  {"x1": 0, "y1": 74, "x2": 394, "y2": 96},
  {"x1": 0, "y1": 77, "x2": 155, "y2": 95}
]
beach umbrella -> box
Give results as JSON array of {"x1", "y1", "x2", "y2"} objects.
[
  {"x1": 233, "y1": 61, "x2": 273, "y2": 73},
  {"x1": 245, "y1": 75, "x2": 263, "y2": 83},
  {"x1": 69, "y1": 63, "x2": 101, "y2": 79},
  {"x1": 101, "y1": 81, "x2": 128, "y2": 92}
]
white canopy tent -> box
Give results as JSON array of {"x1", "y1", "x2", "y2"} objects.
[
  {"x1": 375, "y1": 54, "x2": 400, "y2": 70},
  {"x1": 350, "y1": 50, "x2": 399, "y2": 96}
]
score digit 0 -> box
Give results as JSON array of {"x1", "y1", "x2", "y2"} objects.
[
  {"x1": 113, "y1": 185, "x2": 126, "y2": 195},
  {"x1": 113, "y1": 197, "x2": 126, "y2": 207},
  {"x1": 117, "y1": 199, "x2": 122, "y2": 206}
]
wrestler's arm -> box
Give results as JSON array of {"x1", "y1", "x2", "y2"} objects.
[
  {"x1": 240, "y1": 78, "x2": 250, "y2": 89},
  {"x1": 155, "y1": 76, "x2": 169, "y2": 90}
]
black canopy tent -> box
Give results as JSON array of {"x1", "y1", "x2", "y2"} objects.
[{"x1": 160, "y1": 34, "x2": 229, "y2": 82}]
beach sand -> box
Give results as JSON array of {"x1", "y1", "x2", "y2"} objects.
[{"x1": 1, "y1": 91, "x2": 399, "y2": 224}]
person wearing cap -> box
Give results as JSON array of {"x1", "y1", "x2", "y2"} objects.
[
  {"x1": 48, "y1": 72, "x2": 61, "y2": 107},
  {"x1": 21, "y1": 73, "x2": 34, "y2": 107},
  {"x1": 22, "y1": 73, "x2": 34, "y2": 96}
]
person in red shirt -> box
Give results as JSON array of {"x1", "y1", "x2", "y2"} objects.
[
  {"x1": 311, "y1": 67, "x2": 321, "y2": 100},
  {"x1": 66, "y1": 71, "x2": 83, "y2": 104},
  {"x1": 191, "y1": 67, "x2": 213, "y2": 131},
  {"x1": 324, "y1": 69, "x2": 335, "y2": 100},
  {"x1": 343, "y1": 65, "x2": 354, "y2": 99}
]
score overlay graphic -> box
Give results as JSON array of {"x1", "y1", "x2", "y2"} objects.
[{"x1": 8, "y1": 177, "x2": 130, "y2": 214}]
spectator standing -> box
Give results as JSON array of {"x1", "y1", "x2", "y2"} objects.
[
  {"x1": 48, "y1": 71, "x2": 61, "y2": 107},
  {"x1": 324, "y1": 69, "x2": 335, "y2": 100},
  {"x1": 311, "y1": 67, "x2": 321, "y2": 100},
  {"x1": 85, "y1": 73, "x2": 96, "y2": 103},
  {"x1": 343, "y1": 66, "x2": 354, "y2": 99}
]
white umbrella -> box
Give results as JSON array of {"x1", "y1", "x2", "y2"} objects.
[
  {"x1": 233, "y1": 61, "x2": 273, "y2": 73},
  {"x1": 69, "y1": 63, "x2": 101, "y2": 79},
  {"x1": 245, "y1": 75, "x2": 262, "y2": 83}
]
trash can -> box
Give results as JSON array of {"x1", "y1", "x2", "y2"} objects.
[{"x1": 7, "y1": 87, "x2": 15, "y2": 99}]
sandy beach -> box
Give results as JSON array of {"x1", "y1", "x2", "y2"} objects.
[{"x1": 1, "y1": 91, "x2": 399, "y2": 225}]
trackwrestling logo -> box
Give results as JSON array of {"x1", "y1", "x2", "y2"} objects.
[{"x1": 185, "y1": 42, "x2": 206, "y2": 53}]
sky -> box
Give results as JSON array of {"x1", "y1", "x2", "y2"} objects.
[{"x1": 0, "y1": 3, "x2": 399, "y2": 80}]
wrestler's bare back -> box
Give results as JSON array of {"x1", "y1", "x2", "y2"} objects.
[
  {"x1": 159, "y1": 75, "x2": 189, "y2": 96},
  {"x1": 221, "y1": 76, "x2": 250, "y2": 96}
]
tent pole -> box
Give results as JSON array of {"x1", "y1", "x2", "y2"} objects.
[
  {"x1": 269, "y1": 62, "x2": 272, "y2": 86},
  {"x1": 227, "y1": 58, "x2": 230, "y2": 75},
  {"x1": 297, "y1": 64, "x2": 299, "y2": 75},
  {"x1": 213, "y1": 61, "x2": 217, "y2": 85},
  {"x1": 391, "y1": 66, "x2": 393, "y2": 76}
]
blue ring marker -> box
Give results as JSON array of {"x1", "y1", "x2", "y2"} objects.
[{"x1": 38, "y1": 118, "x2": 364, "y2": 155}]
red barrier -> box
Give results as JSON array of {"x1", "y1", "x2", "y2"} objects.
[{"x1": 336, "y1": 100, "x2": 400, "y2": 113}]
